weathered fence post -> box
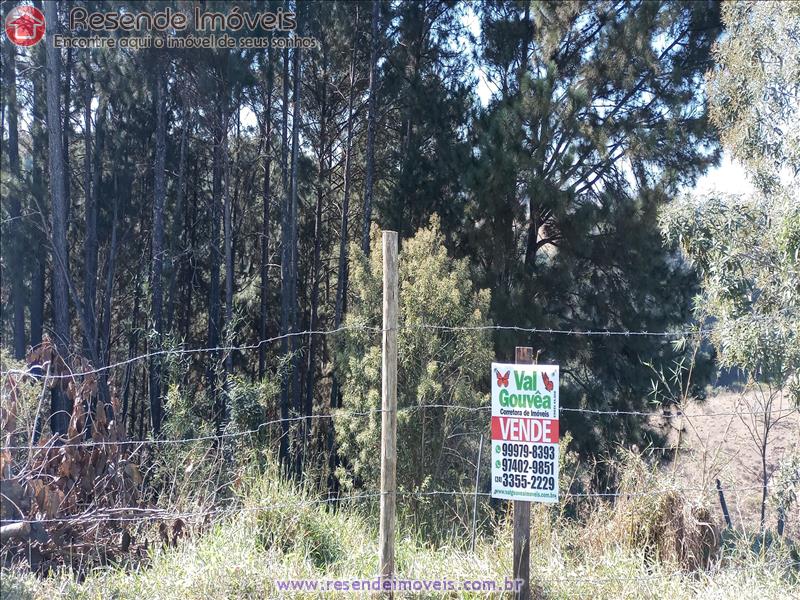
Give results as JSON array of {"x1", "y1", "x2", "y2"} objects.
[
  {"x1": 513, "y1": 346, "x2": 533, "y2": 600},
  {"x1": 716, "y1": 478, "x2": 733, "y2": 529},
  {"x1": 379, "y1": 231, "x2": 399, "y2": 594},
  {"x1": 471, "y1": 433, "x2": 483, "y2": 552}
]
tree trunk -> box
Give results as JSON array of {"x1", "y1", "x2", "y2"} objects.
[
  {"x1": 100, "y1": 190, "x2": 118, "y2": 368},
  {"x1": 222, "y1": 104, "x2": 234, "y2": 429},
  {"x1": 259, "y1": 47, "x2": 274, "y2": 380},
  {"x1": 82, "y1": 73, "x2": 99, "y2": 358},
  {"x1": 62, "y1": 47, "x2": 72, "y2": 224},
  {"x1": 183, "y1": 175, "x2": 197, "y2": 343},
  {"x1": 224, "y1": 114, "x2": 234, "y2": 384},
  {"x1": 4, "y1": 41, "x2": 26, "y2": 359},
  {"x1": 278, "y1": 45, "x2": 291, "y2": 469},
  {"x1": 149, "y1": 66, "x2": 167, "y2": 437},
  {"x1": 165, "y1": 103, "x2": 189, "y2": 333},
  {"x1": 208, "y1": 85, "x2": 226, "y2": 433},
  {"x1": 30, "y1": 40, "x2": 46, "y2": 349},
  {"x1": 759, "y1": 424, "x2": 769, "y2": 532},
  {"x1": 331, "y1": 35, "x2": 358, "y2": 410},
  {"x1": 327, "y1": 32, "x2": 359, "y2": 496},
  {"x1": 122, "y1": 269, "x2": 142, "y2": 427},
  {"x1": 95, "y1": 152, "x2": 117, "y2": 425},
  {"x1": 44, "y1": 1, "x2": 70, "y2": 435},
  {"x1": 362, "y1": 0, "x2": 380, "y2": 255},
  {"x1": 4, "y1": 42, "x2": 26, "y2": 359},
  {"x1": 289, "y1": 21, "x2": 304, "y2": 475},
  {"x1": 305, "y1": 38, "x2": 330, "y2": 455},
  {"x1": 524, "y1": 206, "x2": 539, "y2": 270}
]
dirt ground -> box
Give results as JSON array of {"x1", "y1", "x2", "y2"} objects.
[{"x1": 652, "y1": 388, "x2": 799, "y2": 538}]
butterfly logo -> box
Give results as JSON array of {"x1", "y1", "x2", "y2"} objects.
[
  {"x1": 495, "y1": 369, "x2": 510, "y2": 387},
  {"x1": 542, "y1": 372, "x2": 554, "y2": 392}
]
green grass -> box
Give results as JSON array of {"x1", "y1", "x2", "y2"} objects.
[{"x1": 2, "y1": 462, "x2": 798, "y2": 599}]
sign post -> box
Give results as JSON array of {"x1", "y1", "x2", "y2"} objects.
[{"x1": 491, "y1": 348, "x2": 559, "y2": 599}]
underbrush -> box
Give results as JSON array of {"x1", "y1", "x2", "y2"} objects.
[
  {"x1": 2, "y1": 354, "x2": 796, "y2": 598},
  {"x1": 2, "y1": 453, "x2": 797, "y2": 599}
]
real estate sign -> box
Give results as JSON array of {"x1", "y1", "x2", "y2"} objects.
[{"x1": 490, "y1": 363, "x2": 559, "y2": 503}]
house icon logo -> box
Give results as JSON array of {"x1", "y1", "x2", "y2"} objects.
[{"x1": 5, "y1": 5, "x2": 46, "y2": 47}]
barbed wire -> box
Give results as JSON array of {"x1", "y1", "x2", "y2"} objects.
[
  {"x1": 396, "y1": 486, "x2": 774, "y2": 500},
  {"x1": 410, "y1": 403, "x2": 798, "y2": 419},
  {"x1": 8, "y1": 312, "x2": 797, "y2": 382},
  {"x1": 0, "y1": 410, "x2": 370, "y2": 451},
  {"x1": 6, "y1": 492, "x2": 384, "y2": 525},
  {"x1": 558, "y1": 406, "x2": 798, "y2": 418},
  {"x1": 403, "y1": 323, "x2": 711, "y2": 337},
  {"x1": 0, "y1": 322, "x2": 718, "y2": 380},
  {"x1": 3, "y1": 315, "x2": 792, "y2": 382},
  {"x1": 1, "y1": 403, "x2": 796, "y2": 452},
  {"x1": 4, "y1": 484, "x2": 776, "y2": 526},
  {"x1": 2, "y1": 323, "x2": 796, "y2": 553},
  {"x1": 0, "y1": 325, "x2": 381, "y2": 380}
]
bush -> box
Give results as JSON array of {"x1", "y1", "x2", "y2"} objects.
[{"x1": 334, "y1": 217, "x2": 493, "y2": 496}]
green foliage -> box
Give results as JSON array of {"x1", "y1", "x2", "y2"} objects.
[
  {"x1": 0, "y1": 351, "x2": 44, "y2": 444},
  {"x1": 149, "y1": 377, "x2": 277, "y2": 509},
  {"x1": 661, "y1": 1, "x2": 800, "y2": 399},
  {"x1": 772, "y1": 452, "x2": 800, "y2": 525},
  {"x1": 462, "y1": 0, "x2": 721, "y2": 456},
  {"x1": 662, "y1": 195, "x2": 799, "y2": 392},
  {"x1": 707, "y1": 1, "x2": 800, "y2": 192},
  {"x1": 334, "y1": 217, "x2": 493, "y2": 493},
  {"x1": 378, "y1": 2, "x2": 476, "y2": 239},
  {"x1": 226, "y1": 375, "x2": 279, "y2": 437},
  {"x1": 2, "y1": 0, "x2": 725, "y2": 465},
  {"x1": 162, "y1": 383, "x2": 215, "y2": 441},
  {"x1": 246, "y1": 464, "x2": 353, "y2": 569}
]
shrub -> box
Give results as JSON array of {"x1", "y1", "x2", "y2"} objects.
[{"x1": 333, "y1": 217, "x2": 493, "y2": 496}]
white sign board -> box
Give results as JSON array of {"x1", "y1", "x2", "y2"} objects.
[{"x1": 490, "y1": 363, "x2": 559, "y2": 503}]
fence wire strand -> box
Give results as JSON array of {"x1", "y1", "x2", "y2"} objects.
[
  {"x1": 1, "y1": 403, "x2": 796, "y2": 452},
  {"x1": 6, "y1": 485, "x2": 778, "y2": 526},
  {"x1": 0, "y1": 323, "x2": 712, "y2": 380}
]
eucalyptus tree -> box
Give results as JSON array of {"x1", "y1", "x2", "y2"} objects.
[{"x1": 661, "y1": 1, "x2": 800, "y2": 530}]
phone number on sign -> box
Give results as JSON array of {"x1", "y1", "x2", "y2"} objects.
[
  {"x1": 498, "y1": 442, "x2": 555, "y2": 460},
  {"x1": 500, "y1": 458, "x2": 555, "y2": 475},
  {"x1": 501, "y1": 473, "x2": 556, "y2": 490}
]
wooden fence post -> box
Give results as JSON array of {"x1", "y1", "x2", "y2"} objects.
[
  {"x1": 471, "y1": 433, "x2": 484, "y2": 552},
  {"x1": 379, "y1": 231, "x2": 399, "y2": 593},
  {"x1": 716, "y1": 478, "x2": 733, "y2": 529},
  {"x1": 513, "y1": 346, "x2": 533, "y2": 600}
]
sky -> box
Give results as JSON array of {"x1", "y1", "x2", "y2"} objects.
[{"x1": 693, "y1": 154, "x2": 754, "y2": 197}]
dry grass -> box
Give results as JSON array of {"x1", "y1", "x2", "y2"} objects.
[
  {"x1": 2, "y1": 453, "x2": 797, "y2": 599},
  {"x1": 657, "y1": 388, "x2": 800, "y2": 537}
]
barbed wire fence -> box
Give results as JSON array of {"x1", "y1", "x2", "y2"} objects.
[{"x1": 1, "y1": 322, "x2": 798, "y2": 582}]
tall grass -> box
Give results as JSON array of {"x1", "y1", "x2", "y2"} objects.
[{"x1": 2, "y1": 453, "x2": 798, "y2": 599}]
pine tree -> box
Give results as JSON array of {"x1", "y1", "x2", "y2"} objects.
[{"x1": 461, "y1": 0, "x2": 722, "y2": 454}]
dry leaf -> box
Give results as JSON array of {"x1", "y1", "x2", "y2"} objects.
[
  {"x1": 124, "y1": 462, "x2": 142, "y2": 487},
  {"x1": 0, "y1": 448, "x2": 12, "y2": 479}
]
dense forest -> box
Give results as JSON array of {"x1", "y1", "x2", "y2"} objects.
[{"x1": 1, "y1": 0, "x2": 724, "y2": 483}]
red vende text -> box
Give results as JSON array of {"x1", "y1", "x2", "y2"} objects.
[{"x1": 491, "y1": 416, "x2": 559, "y2": 443}]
